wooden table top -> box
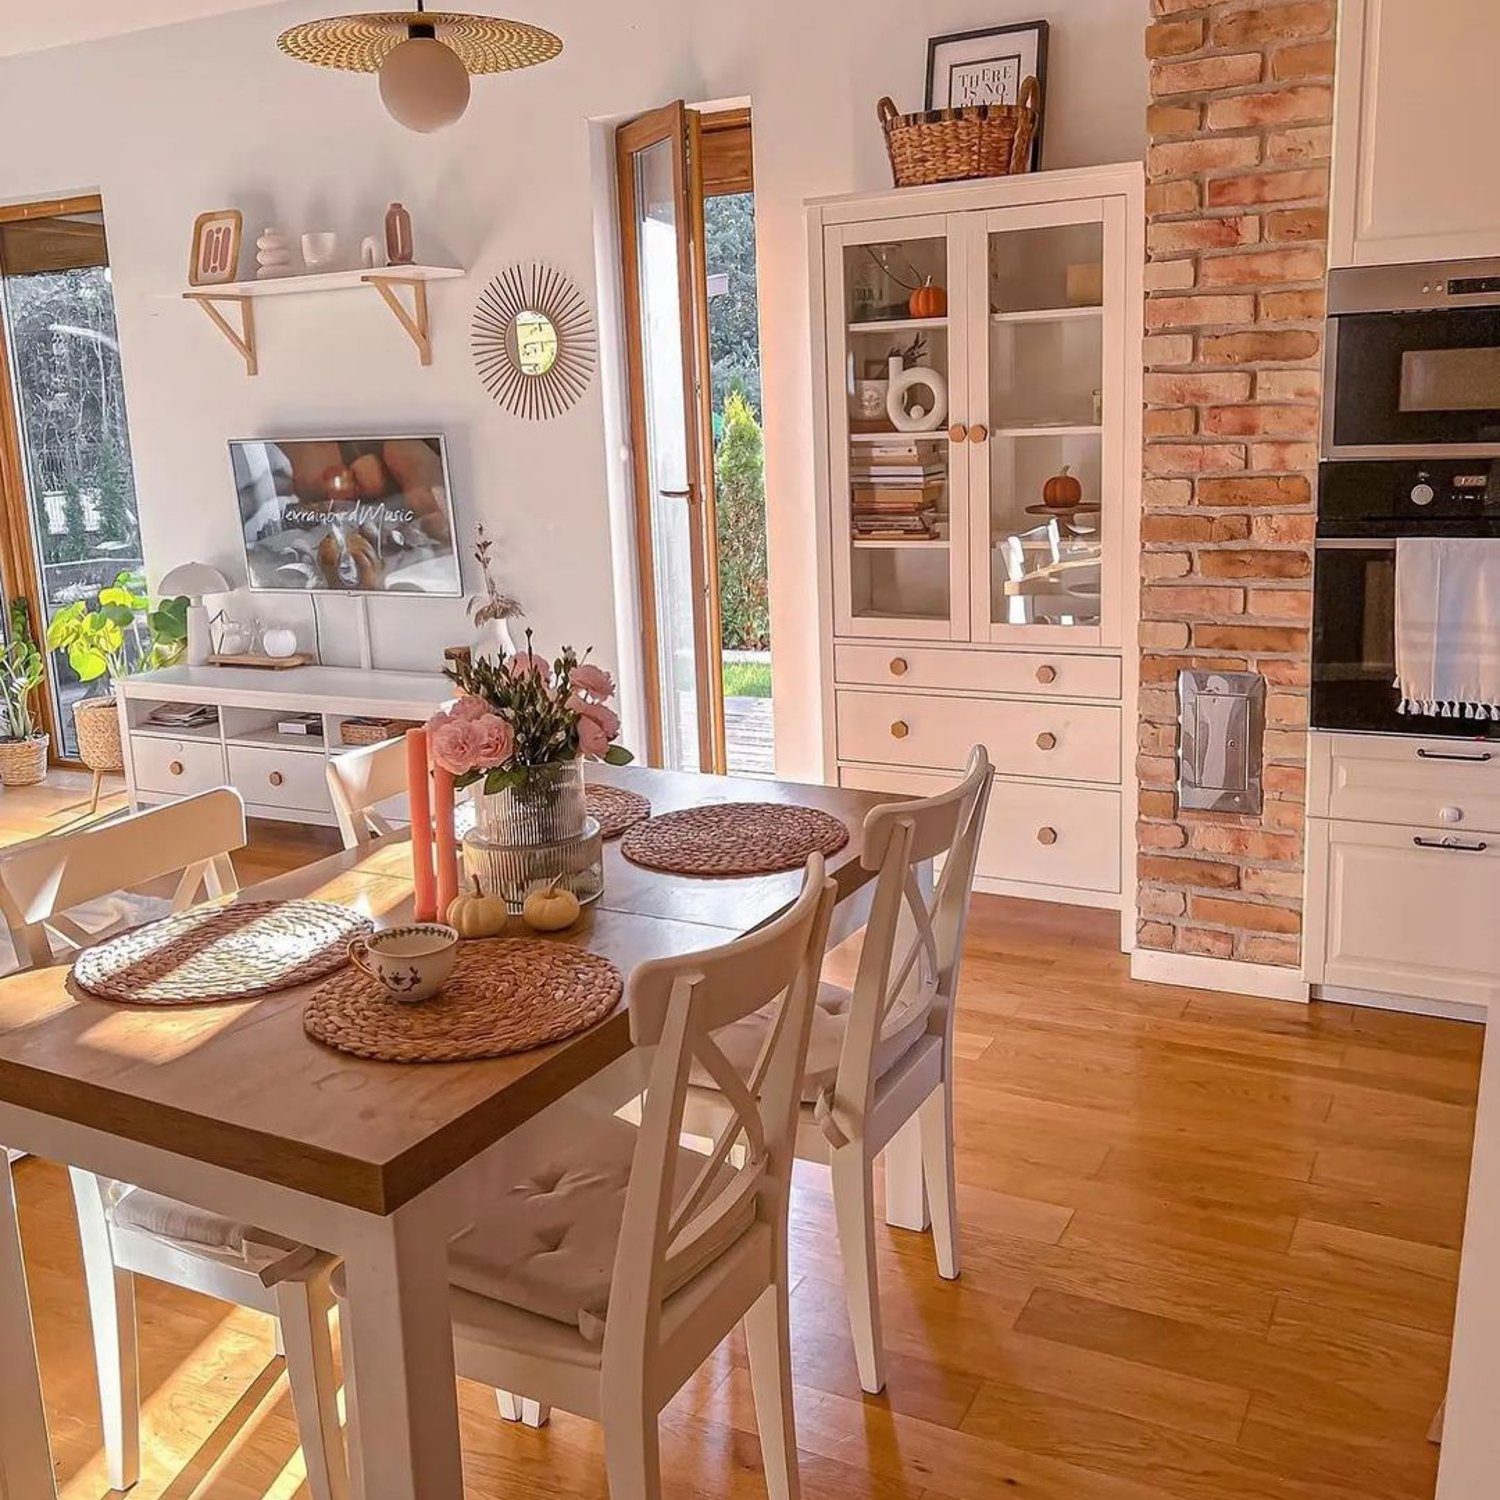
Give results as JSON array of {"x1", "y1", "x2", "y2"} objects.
[{"x1": 0, "y1": 767, "x2": 888, "y2": 1215}]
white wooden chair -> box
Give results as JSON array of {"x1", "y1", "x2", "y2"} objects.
[
  {"x1": 684, "y1": 746, "x2": 992, "y2": 1394},
  {"x1": 337, "y1": 856, "x2": 836, "y2": 1500},
  {"x1": 326, "y1": 738, "x2": 408, "y2": 848},
  {"x1": 0, "y1": 791, "x2": 347, "y2": 1499}
]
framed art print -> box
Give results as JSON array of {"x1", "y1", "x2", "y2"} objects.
[
  {"x1": 925, "y1": 21, "x2": 1049, "y2": 169},
  {"x1": 188, "y1": 208, "x2": 243, "y2": 287}
]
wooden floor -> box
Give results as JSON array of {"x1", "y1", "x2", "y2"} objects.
[{"x1": 1, "y1": 773, "x2": 1482, "y2": 1500}]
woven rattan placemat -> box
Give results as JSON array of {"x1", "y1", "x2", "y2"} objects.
[
  {"x1": 70, "y1": 900, "x2": 372, "y2": 1005},
  {"x1": 586, "y1": 784, "x2": 651, "y2": 840},
  {"x1": 620, "y1": 802, "x2": 850, "y2": 877},
  {"x1": 302, "y1": 938, "x2": 622, "y2": 1063}
]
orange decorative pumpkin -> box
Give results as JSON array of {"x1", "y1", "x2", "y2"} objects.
[
  {"x1": 908, "y1": 278, "x2": 947, "y2": 319},
  {"x1": 1041, "y1": 465, "x2": 1083, "y2": 508}
]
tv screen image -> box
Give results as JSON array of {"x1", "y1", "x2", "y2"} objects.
[{"x1": 230, "y1": 435, "x2": 462, "y2": 595}]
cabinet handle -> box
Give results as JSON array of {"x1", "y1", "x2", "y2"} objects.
[
  {"x1": 1417, "y1": 748, "x2": 1493, "y2": 762},
  {"x1": 168, "y1": 760, "x2": 183, "y2": 777},
  {"x1": 268, "y1": 771, "x2": 285, "y2": 788},
  {"x1": 890, "y1": 720, "x2": 910, "y2": 740},
  {"x1": 1035, "y1": 664, "x2": 1058, "y2": 685},
  {"x1": 948, "y1": 423, "x2": 969, "y2": 443},
  {"x1": 889, "y1": 656, "x2": 909, "y2": 677},
  {"x1": 1036, "y1": 826, "x2": 1058, "y2": 846},
  {"x1": 1413, "y1": 835, "x2": 1488, "y2": 852},
  {"x1": 1036, "y1": 731, "x2": 1057, "y2": 751},
  {"x1": 969, "y1": 423, "x2": 989, "y2": 443}
]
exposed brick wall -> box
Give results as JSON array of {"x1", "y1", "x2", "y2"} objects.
[{"x1": 1138, "y1": 0, "x2": 1335, "y2": 968}]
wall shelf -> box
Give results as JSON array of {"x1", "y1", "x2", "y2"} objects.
[{"x1": 183, "y1": 265, "x2": 464, "y2": 376}]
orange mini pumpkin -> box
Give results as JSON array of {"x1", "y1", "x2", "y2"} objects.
[
  {"x1": 1042, "y1": 465, "x2": 1083, "y2": 508},
  {"x1": 908, "y1": 278, "x2": 947, "y2": 319}
]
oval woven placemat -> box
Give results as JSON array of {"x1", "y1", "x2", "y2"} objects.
[
  {"x1": 586, "y1": 783, "x2": 651, "y2": 840},
  {"x1": 621, "y1": 802, "x2": 850, "y2": 877},
  {"x1": 71, "y1": 900, "x2": 373, "y2": 1006},
  {"x1": 302, "y1": 938, "x2": 622, "y2": 1063}
]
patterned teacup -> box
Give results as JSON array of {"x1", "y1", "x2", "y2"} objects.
[{"x1": 348, "y1": 924, "x2": 459, "y2": 1002}]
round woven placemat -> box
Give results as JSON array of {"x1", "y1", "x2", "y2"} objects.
[
  {"x1": 621, "y1": 802, "x2": 850, "y2": 877},
  {"x1": 71, "y1": 900, "x2": 372, "y2": 1006},
  {"x1": 303, "y1": 938, "x2": 621, "y2": 1063},
  {"x1": 587, "y1": 783, "x2": 651, "y2": 840}
]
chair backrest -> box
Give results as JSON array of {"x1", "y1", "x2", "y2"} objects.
[
  {"x1": 326, "y1": 738, "x2": 408, "y2": 848},
  {"x1": 603, "y1": 856, "x2": 835, "y2": 1366},
  {"x1": 0, "y1": 788, "x2": 246, "y2": 971},
  {"x1": 823, "y1": 746, "x2": 992, "y2": 1141}
]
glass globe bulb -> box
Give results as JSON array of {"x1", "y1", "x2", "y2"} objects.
[{"x1": 378, "y1": 36, "x2": 471, "y2": 133}]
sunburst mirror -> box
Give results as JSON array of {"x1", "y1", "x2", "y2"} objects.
[{"x1": 472, "y1": 263, "x2": 597, "y2": 420}]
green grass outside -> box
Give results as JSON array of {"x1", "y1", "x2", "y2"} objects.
[{"x1": 722, "y1": 660, "x2": 772, "y2": 698}]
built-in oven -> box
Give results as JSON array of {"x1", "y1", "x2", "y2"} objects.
[
  {"x1": 1312, "y1": 460, "x2": 1500, "y2": 737},
  {"x1": 1325, "y1": 258, "x2": 1500, "y2": 459}
]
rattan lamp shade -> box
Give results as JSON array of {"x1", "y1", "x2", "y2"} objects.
[{"x1": 277, "y1": 11, "x2": 562, "y2": 74}]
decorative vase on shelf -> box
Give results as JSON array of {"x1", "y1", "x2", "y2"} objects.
[
  {"x1": 255, "y1": 228, "x2": 293, "y2": 279},
  {"x1": 384, "y1": 202, "x2": 414, "y2": 266}
]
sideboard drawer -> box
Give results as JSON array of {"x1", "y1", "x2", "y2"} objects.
[
  {"x1": 227, "y1": 743, "x2": 333, "y2": 813},
  {"x1": 835, "y1": 643, "x2": 1120, "y2": 699},
  {"x1": 835, "y1": 688, "x2": 1120, "y2": 783},
  {"x1": 838, "y1": 765, "x2": 1120, "y2": 894},
  {"x1": 1310, "y1": 734, "x2": 1500, "y2": 833},
  {"x1": 132, "y1": 735, "x2": 226, "y2": 797}
]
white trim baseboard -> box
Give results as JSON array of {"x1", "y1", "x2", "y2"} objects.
[
  {"x1": 1129, "y1": 948, "x2": 1310, "y2": 1004},
  {"x1": 1312, "y1": 984, "x2": 1487, "y2": 1025}
]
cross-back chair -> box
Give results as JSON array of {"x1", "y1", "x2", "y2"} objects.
[{"x1": 326, "y1": 736, "x2": 408, "y2": 848}]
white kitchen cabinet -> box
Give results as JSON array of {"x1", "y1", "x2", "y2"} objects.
[{"x1": 1331, "y1": 0, "x2": 1500, "y2": 267}]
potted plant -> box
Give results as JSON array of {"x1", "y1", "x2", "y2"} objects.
[
  {"x1": 0, "y1": 598, "x2": 48, "y2": 787},
  {"x1": 45, "y1": 571, "x2": 188, "y2": 776}
]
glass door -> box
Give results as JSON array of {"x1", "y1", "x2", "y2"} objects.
[
  {"x1": 967, "y1": 196, "x2": 1124, "y2": 647},
  {"x1": 823, "y1": 214, "x2": 970, "y2": 641},
  {"x1": 616, "y1": 102, "x2": 722, "y2": 771}
]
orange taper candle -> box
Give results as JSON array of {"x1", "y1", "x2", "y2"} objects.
[
  {"x1": 432, "y1": 763, "x2": 460, "y2": 920},
  {"x1": 405, "y1": 728, "x2": 437, "y2": 922}
]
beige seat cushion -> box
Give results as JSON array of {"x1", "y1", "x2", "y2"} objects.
[
  {"x1": 690, "y1": 980, "x2": 933, "y2": 1103},
  {"x1": 448, "y1": 1105, "x2": 753, "y2": 1342},
  {"x1": 107, "y1": 1182, "x2": 313, "y2": 1280}
]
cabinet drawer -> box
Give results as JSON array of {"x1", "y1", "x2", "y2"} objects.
[
  {"x1": 131, "y1": 735, "x2": 226, "y2": 797},
  {"x1": 227, "y1": 743, "x2": 333, "y2": 813},
  {"x1": 839, "y1": 765, "x2": 1120, "y2": 894},
  {"x1": 1308, "y1": 818, "x2": 1500, "y2": 1009},
  {"x1": 835, "y1": 643, "x2": 1120, "y2": 699},
  {"x1": 1310, "y1": 735, "x2": 1500, "y2": 833},
  {"x1": 836, "y1": 688, "x2": 1120, "y2": 783}
]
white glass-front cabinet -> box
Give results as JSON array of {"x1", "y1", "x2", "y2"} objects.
[{"x1": 809, "y1": 167, "x2": 1144, "y2": 935}]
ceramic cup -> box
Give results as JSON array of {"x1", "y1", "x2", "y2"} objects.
[
  {"x1": 301, "y1": 232, "x2": 338, "y2": 270},
  {"x1": 348, "y1": 923, "x2": 459, "y2": 1002}
]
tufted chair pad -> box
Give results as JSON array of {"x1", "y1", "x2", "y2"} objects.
[
  {"x1": 448, "y1": 1105, "x2": 753, "y2": 1342},
  {"x1": 107, "y1": 1182, "x2": 314, "y2": 1281},
  {"x1": 689, "y1": 980, "x2": 933, "y2": 1104}
]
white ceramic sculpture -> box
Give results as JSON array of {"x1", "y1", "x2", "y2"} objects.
[
  {"x1": 886, "y1": 355, "x2": 948, "y2": 433},
  {"x1": 256, "y1": 228, "x2": 293, "y2": 279},
  {"x1": 261, "y1": 626, "x2": 299, "y2": 659},
  {"x1": 360, "y1": 235, "x2": 382, "y2": 270}
]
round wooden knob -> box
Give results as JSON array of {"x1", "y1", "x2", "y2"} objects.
[
  {"x1": 890, "y1": 720, "x2": 910, "y2": 740},
  {"x1": 168, "y1": 760, "x2": 184, "y2": 776},
  {"x1": 889, "y1": 656, "x2": 909, "y2": 677},
  {"x1": 969, "y1": 423, "x2": 989, "y2": 443},
  {"x1": 1036, "y1": 731, "x2": 1057, "y2": 751},
  {"x1": 268, "y1": 771, "x2": 285, "y2": 788},
  {"x1": 948, "y1": 423, "x2": 969, "y2": 443},
  {"x1": 1036, "y1": 826, "x2": 1059, "y2": 846},
  {"x1": 1035, "y1": 664, "x2": 1058, "y2": 684}
]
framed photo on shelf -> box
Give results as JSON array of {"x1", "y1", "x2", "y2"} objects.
[
  {"x1": 188, "y1": 208, "x2": 243, "y2": 287},
  {"x1": 924, "y1": 21, "x2": 1049, "y2": 169}
]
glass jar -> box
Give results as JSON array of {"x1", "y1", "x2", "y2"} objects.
[{"x1": 472, "y1": 758, "x2": 586, "y2": 846}]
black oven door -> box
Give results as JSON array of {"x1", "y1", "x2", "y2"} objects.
[
  {"x1": 1328, "y1": 307, "x2": 1500, "y2": 456},
  {"x1": 1311, "y1": 540, "x2": 1500, "y2": 738}
]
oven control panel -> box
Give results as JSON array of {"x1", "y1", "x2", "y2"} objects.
[{"x1": 1319, "y1": 459, "x2": 1500, "y2": 535}]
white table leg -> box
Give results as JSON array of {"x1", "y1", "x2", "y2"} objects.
[
  {"x1": 339, "y1": 1206, "x2": 463, "y2": 1500},
  {"x1": 0, "y1": 1155, "x2": 56, "y2": 1500}
]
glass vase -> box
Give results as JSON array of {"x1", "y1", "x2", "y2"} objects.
[{"x1": 473, "y1": 758, "x2": 587, "y2": 846}]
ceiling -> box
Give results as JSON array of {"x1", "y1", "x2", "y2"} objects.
[{"x1": 0, "y1": 1, "x2": 284, "y2": 59}]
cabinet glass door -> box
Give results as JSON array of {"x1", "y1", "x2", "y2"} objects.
[
  {"x1": 823, "y1": 214, "x2": 969, "y2": 641},
  {"x1": 968, "y1": 197, "x2": 1123, "y2": 647}
]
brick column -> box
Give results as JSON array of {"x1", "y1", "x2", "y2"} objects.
[{"x1": 1139, "y1": 1, "x2": 1335, "y2": 967}]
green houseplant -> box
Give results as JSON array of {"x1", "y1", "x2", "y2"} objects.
[{"x1": 0, "y1": 598, "x2": 49, "y2": 786}]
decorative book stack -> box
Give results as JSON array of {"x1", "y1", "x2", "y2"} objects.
[{"x1": 850, "y1": 435, "x2": 947, "y2": 540}]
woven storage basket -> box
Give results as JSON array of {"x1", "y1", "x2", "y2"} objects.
[
  {"x1": 339, "y1": 717, "x2": 421, "y2": 747},
  {"x1": 878, "y1": 78, "x2": 1041, "y2": 188},
  {"x1": 73, "y1": 697, "x2": 124, "y2": 773},
  {"x1": 0, "y1": 735, "x2": 47, "y2": 787}
]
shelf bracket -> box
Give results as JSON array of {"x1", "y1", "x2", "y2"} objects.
[
  {"x1": 183, "y1": 292, "x2": 257, "y2": 376},
  {"x1": 363, "y1": 274, "x2": 432, "y2": 365}
]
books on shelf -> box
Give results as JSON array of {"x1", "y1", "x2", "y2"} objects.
[
  {"x1": 849, "y1": 434, "x2": 948, "y2": 540},
  {"x1": 145, "y1": 702, "x2": 218, "y2": 730}
]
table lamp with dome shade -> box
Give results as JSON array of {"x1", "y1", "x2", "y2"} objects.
[{"x1": 157, "y1": 562, "x2": 232, "y2": 667}]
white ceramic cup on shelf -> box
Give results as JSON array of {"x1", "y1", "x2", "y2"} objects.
[
  {"x1": 301, "y1": 232, "x2": 339, "y2": 270},
  {"x1": 348, "y1": 924, "x2": 459, "y2": 1002}
]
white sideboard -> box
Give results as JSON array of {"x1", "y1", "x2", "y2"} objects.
[{"x1": 117, "y1": 665, "x2": 451, "y2": 827}]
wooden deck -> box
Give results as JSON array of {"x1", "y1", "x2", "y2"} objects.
[{"x1": 724, "y1": 694, "x2": 773, "y2": 777}]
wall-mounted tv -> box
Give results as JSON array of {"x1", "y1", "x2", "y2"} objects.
[{"x1": 230, "y1": 435, "x2": 462, "y2": 595}]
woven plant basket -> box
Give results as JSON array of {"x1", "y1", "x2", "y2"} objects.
[
  {"x1": 878, "y1": 78, "x2": 1041, "y2": 188},
  {"x1": 0, "y1": 735, "x2": 47, "y2": 787},
  {"x1": 73, "y1": 697, "x2": 124, "y2": 774}
]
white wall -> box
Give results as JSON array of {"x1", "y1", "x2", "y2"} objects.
[{"x1": 0, "y1": 0, "x2": 1145, "y2": 775}]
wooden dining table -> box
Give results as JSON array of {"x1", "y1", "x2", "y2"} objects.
[{"x1": 0, "y1": 765, "x2": 914, "y2": 1500}]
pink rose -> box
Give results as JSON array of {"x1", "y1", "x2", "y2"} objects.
[
  {"x1": 570, "y1": 663, "x2": 615, "y2": 702},
  {"x1": 429, "y1": 717, "x2": 485, "y2": 775},
  {"x1": 425, "y1": 694, "x2": 488, "y2": 735},
  {"x1": 569, "y1": 694, "x2": 620, "y2": 739},
  {"x1": 469, "y1": 712, "x2": 515, "y2": 768},
  {"x1": 576, "y1": 715, "x2": 611, "y2": 759},
  {"x1": 507, "y1": 650, "x2": 547, "y2": 680}
]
